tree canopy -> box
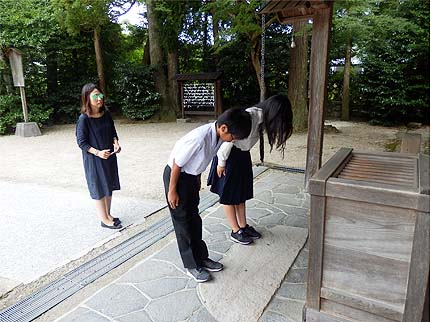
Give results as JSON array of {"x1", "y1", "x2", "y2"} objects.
[{"x1": 0, "y1": 0, "x2": 428, "y2": 134}]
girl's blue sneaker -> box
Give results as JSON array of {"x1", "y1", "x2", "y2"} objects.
[
  {"x1": 242, "y1": 224, "x2": 262, "y2": 239},
  {"x1": 230, "y1": 229, "x2": 253, "y2": 245}
]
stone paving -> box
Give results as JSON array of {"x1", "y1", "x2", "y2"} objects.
[{"x1": 55, "y1": 169, "x2": 310, "y2": 322}]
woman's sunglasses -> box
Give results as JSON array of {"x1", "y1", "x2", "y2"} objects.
[{"x1": 91, "y1": 93, "x2": 104, "y2": 100}]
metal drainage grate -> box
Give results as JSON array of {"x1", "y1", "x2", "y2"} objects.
[
  {"x1": 266, "y1": 165, "x2": 305, "y2": 174},
  {"x1": 0, "y1": 166, "x2": 269, "y2": 322}
]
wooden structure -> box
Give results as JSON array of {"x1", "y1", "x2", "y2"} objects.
[
  {"x1": 7, "y1": 48, "x2": 41, "y2": 137},
  {"x1": 174, "y1": 72, "x2": 223, "y2": 119},
  {"x1": 307, "y1": 148, "x2": 430, "y2": 322},
  {"x1": 259, "y1": 0, "x2": 333, "y2": 183},
  {"x1": 7, "y1": 48, "x2": 27, "y2": 122}
]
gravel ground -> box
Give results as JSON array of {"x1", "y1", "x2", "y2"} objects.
[{"x1": 0, "y1": 118, "x2": 428, "y2": 202}]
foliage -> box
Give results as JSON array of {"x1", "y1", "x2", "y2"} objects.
[
  {"x1": 0, "y1": 95, "x2": 21, "y2": 134},
  {"x1": 28, "y1": 103, "x2": 54, "y2": 125},
  {"x1": 0, "y1": 0, "x2": 59, "y2": 48},
  {"x1": 204, "y1": 0, "x2": 264, "y2": 45},
  {"x1": 51, "y1": 0, "x2": 111, "y2": 35},
  {"x1": 153, "y1": 1, "x2": 191, "y2": 52},
  {"x1": 329, "y1": 0, "x2": 429, "y2": 125},
  {"x1": 356, "y1": 0, "x2": 429, "y2": 125},
  {"x1": 112, "y1": 64, "x2": 160, "y2": 120},
  {"x1": 48, "y1": 79, "x2": 94, "y2": 124},
  {"x1": 117, "y1": 25, "x2": 147, "y2": 64},
  {"x1": 0, "y1": 94, "x2": 53, "y2": 135},
  {"x1": 0, "y1": 0, "x2": 428, "y2": 126},
  {"x1": 216, "y1": 35, "x2": 259, "y2": 107}
]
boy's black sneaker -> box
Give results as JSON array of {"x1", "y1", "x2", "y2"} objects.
[
  {"x1": 186, "y1": 267, "x2": 210, "y2": 282},
  {"x1": 200, "y1": 258, "x2": 223, "y2": 272},
  {"x1": 230, "y1": 229, "x2": 253, "y2": 245},
  {"x1": 242, "y1": 224, "x2": 262, "y2": 239}
]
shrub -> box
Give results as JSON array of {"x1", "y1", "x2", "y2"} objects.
[
  {"x1": 112, "y1": 64, "x2": 160, "y2": 120},
  {"x1": 0, "y1": 95, "x2": 21, "y2": 134},
  {"x1": 0, "y1": 95, "x2": 53, "y2": 135}
]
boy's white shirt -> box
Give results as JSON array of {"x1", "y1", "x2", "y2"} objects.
[
  {"x1": 217, "y1": 107, "x2": 263, "y2": 167},
  {"x1": 167, "y1": 122, "x2": 222, "y2": 175}
]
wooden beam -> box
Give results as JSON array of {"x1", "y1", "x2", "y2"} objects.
[
  {"x1": 278, "y1": 7, "x2": 315, "y2": 24},
  {"x1": 320, "y1": 287, "x2": 403, "y2": 321},
  {"x1": 307, "y1": 195, "x2": 326, "y2": 309},
  {"x1": 308, "y1": 148, "x2": 352, "y2": 196},
  {"x1": 305, "y1": 4, "x2": 333, "y2": 185}
]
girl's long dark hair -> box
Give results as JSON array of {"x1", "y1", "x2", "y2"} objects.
[
  {"x1": 255, "y1": 94, "x2": 293, "y2": 157},
  {"x1": 80, "y1": 83, "x2": 104, "y2": 115}
]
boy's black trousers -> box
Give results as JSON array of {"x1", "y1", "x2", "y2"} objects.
[{"x1": 163, "y1": 165, "x2": 209, "y2": 269}]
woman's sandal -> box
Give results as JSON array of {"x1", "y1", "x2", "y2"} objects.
[{"x1": 113, "y1": 217, "x2": 121, "y2": 225}]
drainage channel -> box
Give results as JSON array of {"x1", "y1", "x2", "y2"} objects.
[
  {"x1": 264, "y1": 164, "x2": 305, "y2": 174},
  {"x1": 0, "y1": 165, "x2": 270, "y2": 322}
]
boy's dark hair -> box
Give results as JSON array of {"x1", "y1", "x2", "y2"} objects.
[
  {"x1": 216, "y1": 107, "x2": 251, "y2": 140},
  {"x1": 255, "y1": 94, "x2": 293, "y2": 156}
]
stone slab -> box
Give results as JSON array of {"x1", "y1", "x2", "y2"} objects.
[
  {"x1": 198, "y1": 225, "x2": 308, "y2": 322},
  {"x1": 84, "y1": 284, "x2": 149, "y2": 318},
  {"x1": 176, "y1": 118, "x2": 191, "y2": 123}
]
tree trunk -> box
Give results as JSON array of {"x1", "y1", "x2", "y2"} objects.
[
  {"x1": 46, "y1": 49, "x2": 58, "y2": 96},
  {"x1": 0, "y1": 49, "x2": 13, "y2": 94},
  {"x1": 147, "y1": 0, "x2": 174, "y2": 120},
  {"x1": 72, "y1": 49, "x2": 80, "y2": 81},
  {"x1": 167, "y1": 50, "x2": 180, "y2": 114},
  {"x1": 341, "y1": 32, "x2": 352, "y2": 121},
  {"x1": 250, "y1": 36, "x2": 266, "y2": 101},
  {"x1": 288, "y1": 21, "x2": 309, "y2": 132},
  {"x1": 202, "y1": 12, "x2": 209, "y2": 72},
  {"x1": 143, "y1": 36, "x2": 150, "y2": 66},
  {"x1": 212, "y1": 13, "x2": 219, "y2": 67},
  {"x1": 46, "y1": 44, "x2": 58, "y2": 119},
  {"x1": 93, "y1": 28, "x2": 106, "y2": 95}
]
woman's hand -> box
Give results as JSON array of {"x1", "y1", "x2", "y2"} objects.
[
  {"x1": 97, "y1": 149, "x2": 111, "y2": 159},
  {"x1": 217, "y1": 166, "x2": 226, "y2": 177},
  {"x1": 168, "y1": 189, "x2": 180, "y2": 209},
  {"x1": 113, "y1": 142, "x2": 121, "y2": 154}
]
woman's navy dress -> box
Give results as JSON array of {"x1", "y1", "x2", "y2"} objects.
[{"x1": 76, "y1": 111, "x2": 120, "y2": 200}]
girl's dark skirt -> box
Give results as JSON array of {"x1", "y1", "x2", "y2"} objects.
[{"x1": 207, "y1": 146, "x2": 253, "y2": 205}]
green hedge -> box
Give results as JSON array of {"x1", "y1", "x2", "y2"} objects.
[{"x1": 0, "y1": 95, "x2": 53, "y2": 135}]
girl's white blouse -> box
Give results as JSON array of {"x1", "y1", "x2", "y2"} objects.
[{"x1": 217, "y1": 107, "x2": 263, "y2": 167}]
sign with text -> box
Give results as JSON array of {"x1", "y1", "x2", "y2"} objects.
[
  {"x1": 183, "y1": 83, "x2": 215, "y2": 113},
  {"x1": 8, "y1": 48, "x2": 25, "y2": 87}
]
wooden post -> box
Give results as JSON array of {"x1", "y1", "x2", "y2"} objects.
[
  {"x1": 305, "y1": 4, "x2": 333, "y2": 186},
  {"x1": 19, "y1": 86, "x2": 28, "y2": 123}
]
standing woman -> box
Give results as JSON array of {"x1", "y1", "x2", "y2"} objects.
[{"x1": 76, "y1": 83, "x2": 122, "y2": 229}]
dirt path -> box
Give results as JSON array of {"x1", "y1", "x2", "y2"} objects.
[{"x1": 0, "y1": 119, "x2": 428, "y2": 202}]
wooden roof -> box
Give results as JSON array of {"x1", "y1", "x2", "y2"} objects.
[
  {"x1": 174, "y1": 72, "x2": 223, "y2": 81},
  {"x1": 259, "y1": 0, "x2": 332, "y2": 23}
]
